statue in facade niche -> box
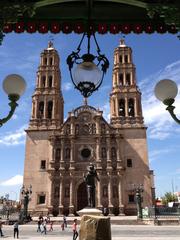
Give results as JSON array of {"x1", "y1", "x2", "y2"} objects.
[{"x1": 84, "y1": 163, "x2": 100, "y2": 208}]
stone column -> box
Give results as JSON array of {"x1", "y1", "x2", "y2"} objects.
[
  {"x1": 59, "y1": 177, "x2": 64, "y2": 215},
  {"x1": 116, "y1": 137, "x2": 122, "y2": 169},
  {"x1": 107, "y1": 137, "x2": 111, "y2": 170},
  {"x1": 115, "y1": 97, "x2": 119, "y2": 117},
  {"x1": 47, "y1": 176, "x2": 53, "y2": 214},
  {"x1": 123, "y1": 72, "x2": 126, "y2": 86},
  {"x1": 52, "y1": 99, "x2": 55, "y2": 119},
  {"x1": 134, "y1": 97, "x2": 138, "y2": 117},
  {"x1": 125, "y1": 97, "x2": 128, "y2": 118},
  {"x1": 70, "y1": 139, "x2": 75, "y2": 169},
  {"x1": 112, "y1": 98, "x2": 115, "y2": 116},
  {"x1": 97, "y1": 175, "x2": 102, "y2": 209},
  {"x1": 130, "y1": 72, "x2": 133, "y2": 85},
  {"x1": 96, "y1": 138, "x2": 101, "y2": 169},
  {"x1": 118, "y1": 173, "x2": 124, "y2": 215},
  {"x1": 43, "y1": 98, "x2": 47, "y2": 119},
  {"x1": 70, "y1": 118, "x2": 75, "y2": 135},
  {"x1": 69, "y1": 176, "x2": 75, "y2": 215},
  {"x1": 60, "y1": 139, "x2": 65, "y2": 169},
  {"x1": 34, "y1": 98, "x2": 38, "y2": 119},
  {"x1": 116, "y1": 71, "x2": 118, "y2": 86},
  {"x1": 108, "y1": 173, "x2": 113, "y2": 215},
  {"x1": 31, "y1": 101, "x2": 35, "y2": 119},
  {"x1": 96, "y1": 116, "x2": 101, "y2": 134},
  {"x1": 112, "y1": 74, "x2": 116, "y2": 87}
]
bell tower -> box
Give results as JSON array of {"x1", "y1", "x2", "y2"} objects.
[
  {"x1": 29, "y1": 41, "x2": 64, "y2": 129},
  {"x1": 110, "y1": 39, "x2": 144, "y2": 127}
]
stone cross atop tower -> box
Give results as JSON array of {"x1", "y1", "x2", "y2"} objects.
[
  {"x1": 29, "y1": 42, "x2": 64, "y2": 129},
  {"x1": 110, "y1": 39, "x2": 144, "y2": 127}
]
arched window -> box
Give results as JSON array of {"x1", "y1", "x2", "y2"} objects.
[
  {"x1": 126, "y1": 73, "x2": 131, "y2": 86},
  {"x1": 48, "y1": 101, "x2": 53, "y2": 119},
  {"x1": 103, "y1": 186, "x2": 108, "y2": 197},
  {"x1": 128, "y1": 98, "x2": 135, "y2": 117},
  {"x1": 111, "y1": 147, "x2": 116, "y2": 158},
  {"x1": 48, "y1": 76, "x2": 53, "y2": 87},
  {"x1": 55, "y1": 148, "x2": 60, "y2": 161},
  {"x1": 39, "y1": 101, "x2": 44, "y2": 117},
  {"x1": 118, "y1": 99, "x2": 125, "y2": 116},
  {"x1": 119, "y1": 55, "x2": 123, "y2": 63},
  {"x1": 49, "y1": 57, "x2": 53, "y2": 66},
  {"x1": 101, "y1": 147, "x2": 107, "y2": 158},
  {"x1": 125, "y1": 55, "x2": 128, "y2": 63},
  {"x1": 65, "y1": 148, "x2": 70, "y2": 159},
  {"x1": 42, "y1": 76, "x2": 46, "y2": 87},
  {"x1": 119, "y1": 73, "x2": 123, "y2": 86}
]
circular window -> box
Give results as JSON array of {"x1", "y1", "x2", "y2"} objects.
[{"x1": 81, "y1": 148, "x2": 91, "y2": 158}]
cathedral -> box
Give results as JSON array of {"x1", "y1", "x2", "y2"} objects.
[{"x1": 23, "y1": 39, "x2": 155, "y2": 216}]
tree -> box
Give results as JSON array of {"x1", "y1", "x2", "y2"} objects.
[{"x1": 161, "y1": 192, "x2": 178, "y2": 205}]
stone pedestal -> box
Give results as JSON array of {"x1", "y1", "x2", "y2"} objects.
[
  {"x1": 77, "y1": 207, "x2": 102, "y2": 217},
  {"x1": 79, "y1": 215, "x2": 111, "y2": 240}
]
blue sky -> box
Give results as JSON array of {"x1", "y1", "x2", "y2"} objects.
[{"x1": 0, "y1": 32, "x2": 179, "y2": 200}]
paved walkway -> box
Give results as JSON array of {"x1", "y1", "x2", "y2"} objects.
[{"x1": 1, "y1": 224, "x2": 180, "y2": 240}]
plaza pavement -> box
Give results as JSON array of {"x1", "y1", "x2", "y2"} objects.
[{"x1": 1, "y1": 222, "x2": 180, "y2": 240}]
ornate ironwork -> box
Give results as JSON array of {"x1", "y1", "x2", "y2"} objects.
[
  {"x1": 163, "y1": 98, "x2": 180, "y2": 124},
  {"x1": 0, "y1": 94, "x2": 19, "y2": 127},
  {"x1": 66, "y1": 32, "x2": 109, "y2": 98}
]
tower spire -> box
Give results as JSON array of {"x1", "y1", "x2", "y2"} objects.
[
  {"x1": 110, "y1": 40, "x2": 144, "y2": 127},
  {"x1": 29, "y1": 42, "x2": 64, "y2": 129}
]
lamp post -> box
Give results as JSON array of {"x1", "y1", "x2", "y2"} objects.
[
  {"x1": 20, "y1": 185, "x2": 32, "y2": 221},
  {"x1": 154, "y1": 79, "x2": 180, "y2": 124},
  {"x1": 0, "y1": 74, "x2": 26, "y2": 127},
  {"x1": 133, "y1": 184, "x2": 144, "y2": 219}
]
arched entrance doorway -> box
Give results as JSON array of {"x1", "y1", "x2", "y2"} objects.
[{"x1": 77, "y1": 182, "x2": 88, "y2": 211}]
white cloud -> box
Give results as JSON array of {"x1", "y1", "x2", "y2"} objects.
[
  {"x1": 0, "y1": 175, "x2": 23, "y2": 186},
  {"x1": 0, "y1": 125, "x2": 27, "y2": 146},
  {"x1": 141, "y1": 60, "x2": 180, "y2": 140},
  {"x1": 149, "y1": 149, "x2": 173, "y2": 163},
  {"x1": 62, "y1": 82, "x2": 73, "y2": 91}
]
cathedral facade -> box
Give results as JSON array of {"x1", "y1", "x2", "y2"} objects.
[{"x1": 23, "y1": 40, "x2": 155, "y2": 216}]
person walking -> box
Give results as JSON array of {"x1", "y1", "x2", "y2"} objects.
[
  {"x1": 61, "y1": 222, "x2": 64, "y2": 231},
  {"x1": 49, "y1": 221, "x2": 53, "y2": 231},
  {"x1": 41, "y1": 220, "x2": 47, "y2": 235},
  {"x1": 13, "y1": 221, "x2": 19, "y2": 239},
  {"x1": 63, "y1": 215, "x2": 67, "y2": 227},
  {"x1": 37, "y1": 219, "x2": 41, "y2": 232},
  {"x1": 0, "y1": 219, "x2": 4, "y2": 237},
  {"x1": 72, "y1": 219, "x2": 78, "y2": 240}
]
